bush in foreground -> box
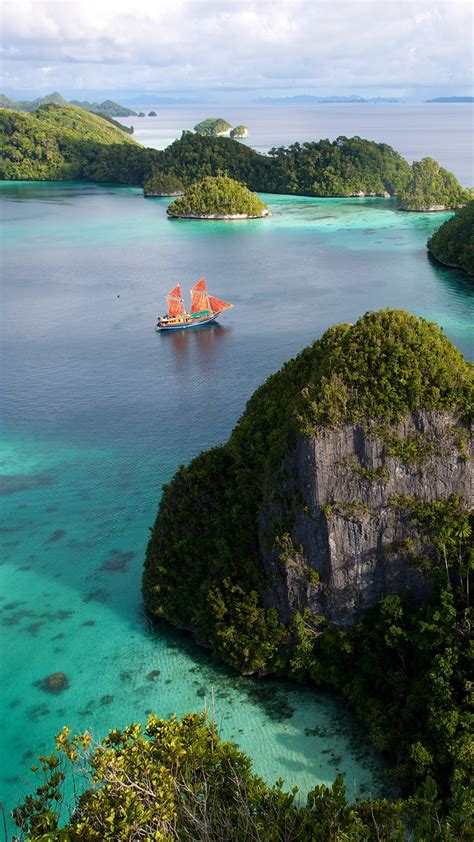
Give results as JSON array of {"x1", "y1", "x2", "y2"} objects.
[{"x1": 14, "y1": 712, "x2": 469, "y2": 841}]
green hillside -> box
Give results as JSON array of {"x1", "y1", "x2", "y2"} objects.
[
  {"x1": 0, "y1": 104, "x2": 156, "y2": 182},
  {"x1": 399, "y1": 157, "x2": 470, "y2": 211},
  {"x1": 427, "y1": 201, "x2": 474, "y2": 274},
  {"x1": 70, "y1": 98, "x2": 137, "y2": 117},
  {"x1": 0, "y1": 91, "x2": 67, "y2": 111}
]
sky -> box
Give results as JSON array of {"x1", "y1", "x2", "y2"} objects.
[{"x1": 1, "y1": 0, "x2": 473, "y2": 102}]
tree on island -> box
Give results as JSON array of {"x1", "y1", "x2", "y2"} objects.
[
  {"x1": 144, "y1": 169, "x2": 184, "y2": 196},
  {"x1": 230, "y1": 125, "x2": 249, "y2": 138},
  {"x1": 427, "y1": 200, "x2": 474, "y2": 274},
  {"x1": 194, "y1": 117, "x2": 232, "y2": 136},
  {"x1": 167, "y1": 174, "x2": 269, "y2": 218},
  {"x1": 399, "y1": 157, "x2": 469, "y2": 211}
]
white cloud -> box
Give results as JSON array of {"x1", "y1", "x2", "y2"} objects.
[{"x1": 1, "y1": 0, "x2": 472, "y2": 96}]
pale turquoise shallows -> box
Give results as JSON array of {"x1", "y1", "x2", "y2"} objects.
[{"x1": 1, "y1": 183, "x2": 473, "y2": 823}]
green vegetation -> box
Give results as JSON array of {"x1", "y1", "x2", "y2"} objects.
[
  {"x1": 14, "y1": 713, "x2": 453, "y2": 841},
  {"x1": 2, "y1": 107, "x2": 466, "y2": 208},
  {"x1": 399, "y1": 157, "x2": 470, "y2": 210},
  {"x1": 158, "y1": 132, "x2": 412, "y2": 197},
  {"x1": 0, "y1": 105, "x2": 159, "y2": 182},
  {"x1": 266, "y1": 136, "x2": 411, "y2": 196},
  {"x1": 0, "y1": 92, "x2": 137, "y2": 117},
  {"x1": 0, "y1": 91, "x2": 67, "y2": 111},
  {"x1": 142, "y1": 310, "x2": 473, "y2": 831},
  {"x1": 69, "y1": 98, "x2": 137, "y2": 117},
  {"x1": 144, "y1": 310, "x2": 472, "y2": 669},
  {"x1": 143, "y1": 169, "x2": 184, "y2": 196},
  {"x1": 230, "y1": 125, "x2": 249, "y2": 138},
  {"x1": 427, "y1": 200, "x2": 474, "y2": 274},
  {"x1": 167, "y1": 174, "x2": 269, "y2": 217},
  {"x1": 156, "y1": 131, "x2": 272, "y2": 191},
  {"x1": 194, "y1": 117, "x2": 232, "y2": 136}
]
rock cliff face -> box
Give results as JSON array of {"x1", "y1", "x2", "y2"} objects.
[
  {"x1": 259, "y1": 411, "x2": 471, "y2": 627},
  {"x1": 143, "y1": 310, "x2": 472, "y2": 671}
]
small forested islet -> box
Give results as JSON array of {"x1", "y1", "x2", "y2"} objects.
[{"x1": 167, "y1": 174, "x2": 269, "y2": 218}]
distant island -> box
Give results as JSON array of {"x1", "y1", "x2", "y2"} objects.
[
  {"x1": 0, "y1": 91, "x2": 68, "y2": 111},
  {"x1": 193, "y1": 118, "x2": 249, "y2": 138},
  {"x1": 0, "y1": 91, "x2": 137, "y2": 117},
  {"x1": 70, "y1": 98, "x2": 137, "y2": 117},
  {"x1": 167, "y1": 174, "x2": 269, "y2": 219},
  {"x1": 230, "y1": 125, "x2": 249, "y2": 138},
  {"x1": 257, "y1": 95, "x2": 401, "y2": 104},
  {"x1": 194, "y1": 117, "x2": 232, "y2": 136},
  {"x1": 425, "y1": 96, "x2": 474, "y2": 103},
  {"x1": 427, "y1": 201, "x2": 474, "y2": 274}
]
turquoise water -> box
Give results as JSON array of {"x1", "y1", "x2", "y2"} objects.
[{"x1": 1, "y1": 183, "x2": 473, "y2": 824}]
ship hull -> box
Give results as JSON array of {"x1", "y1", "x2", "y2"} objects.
[{"x1": 156, "y1": 312, "x2": 221, "y2": 331}]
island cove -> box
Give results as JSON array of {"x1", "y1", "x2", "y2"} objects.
[
  {"x1": 143, "y1": 310, "x2": 473, "y2": 836},
  {"x1": 1, "y1": 104, "x2": 472, "y2": 211},
  {"x1": 10, "y1": 307, "x2": 473, "y2": 839}
]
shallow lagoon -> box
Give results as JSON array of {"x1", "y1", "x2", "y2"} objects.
[{"x1": 1, "y1": 183, "x2": 473, "y2": 820}]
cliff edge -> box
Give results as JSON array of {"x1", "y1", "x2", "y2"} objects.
[{"x1": 143, "y1": 310, "x2": 472, "y2": 671}]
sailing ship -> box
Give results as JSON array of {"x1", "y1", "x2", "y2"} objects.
[{"x1": 156, "y1": 278, "x2": 233, "y2": 330}]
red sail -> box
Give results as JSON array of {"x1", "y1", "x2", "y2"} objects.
[
  {"x1": 190, "y1": 278, "x2": 210, "y2": 313},
  {"x1": 166, "y1": 283, "x2": 185, "y2": 317},
  {"x1": 208, "y1": 295, "x2": 232, "y2": 313}
]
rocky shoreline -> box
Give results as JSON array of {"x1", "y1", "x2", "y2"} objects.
[
  {"x1": 144, "y1": 190, "x2": 184, "y2": 197},
  {"x1": 168, "y1": 209, "x2": 271, "y2": 219},
  {"x1": 427, "y1": 249, "x2": 473, "y2": 275}
]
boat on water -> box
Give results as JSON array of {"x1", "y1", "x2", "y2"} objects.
[{"x1": 156, "y1": 278, "x2": 233, "y2": 331}]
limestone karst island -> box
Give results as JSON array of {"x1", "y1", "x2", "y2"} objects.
[
  {"x1": 166, "y1": 174, "x2": 269, "y2": 219},
  {"x1": 1, "y1": 0, "x2": 474, "y2": 834}
]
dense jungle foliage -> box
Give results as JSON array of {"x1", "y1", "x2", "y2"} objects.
[
  {"x1": 14, "y1": 709, "x2": 472, "y2": 841},
  {"x1": 157, "y1": 132, "x2": 413, "y2": 197},
  {"x1": 143, "y1": 169, "x2": 184, "y2": 195},
  {"x1": 399, "y1": 157, "x2": 471, "y2": 210},
  {"x1": 230, "y1": 125, "x2": 249, "y2": 137},
  {"x1": 1, "y1": 109, "x2": 468, "y2": 208},
  {"x1": 167, "y1": 174, "x2": 268, "y2": 217},
  {"x1": 143, "y1": 310, "x2": 473, "y2": 834},
  {"x1": 427, "y1": 200, "x2": 474, "y2": 274},
  {"x1": 0, "y1": 105, "x2": 159, "y2": 182},
  {"x1": 194, "y1": 116, "x2": 232, "y2": 135}
]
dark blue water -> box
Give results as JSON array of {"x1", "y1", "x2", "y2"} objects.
[{"x1": 1, "y1": 182, "x2": 473, "y2": 823}]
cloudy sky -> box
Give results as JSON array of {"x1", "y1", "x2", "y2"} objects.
[{"x1": 1, "y1": 0, "x2": 473, "y2": 102}]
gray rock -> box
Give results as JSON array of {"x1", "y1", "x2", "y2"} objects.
[{"x1": 259, "y1": 410, "x2": 471, "y2": 627}]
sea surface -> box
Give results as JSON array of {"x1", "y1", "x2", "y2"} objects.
[
  {"x1": 1, "y1": 181, "x2": 474, "y2": 826},
  {"x1": 119, "y1": 104, "x2": 474, "y2": 186}
]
